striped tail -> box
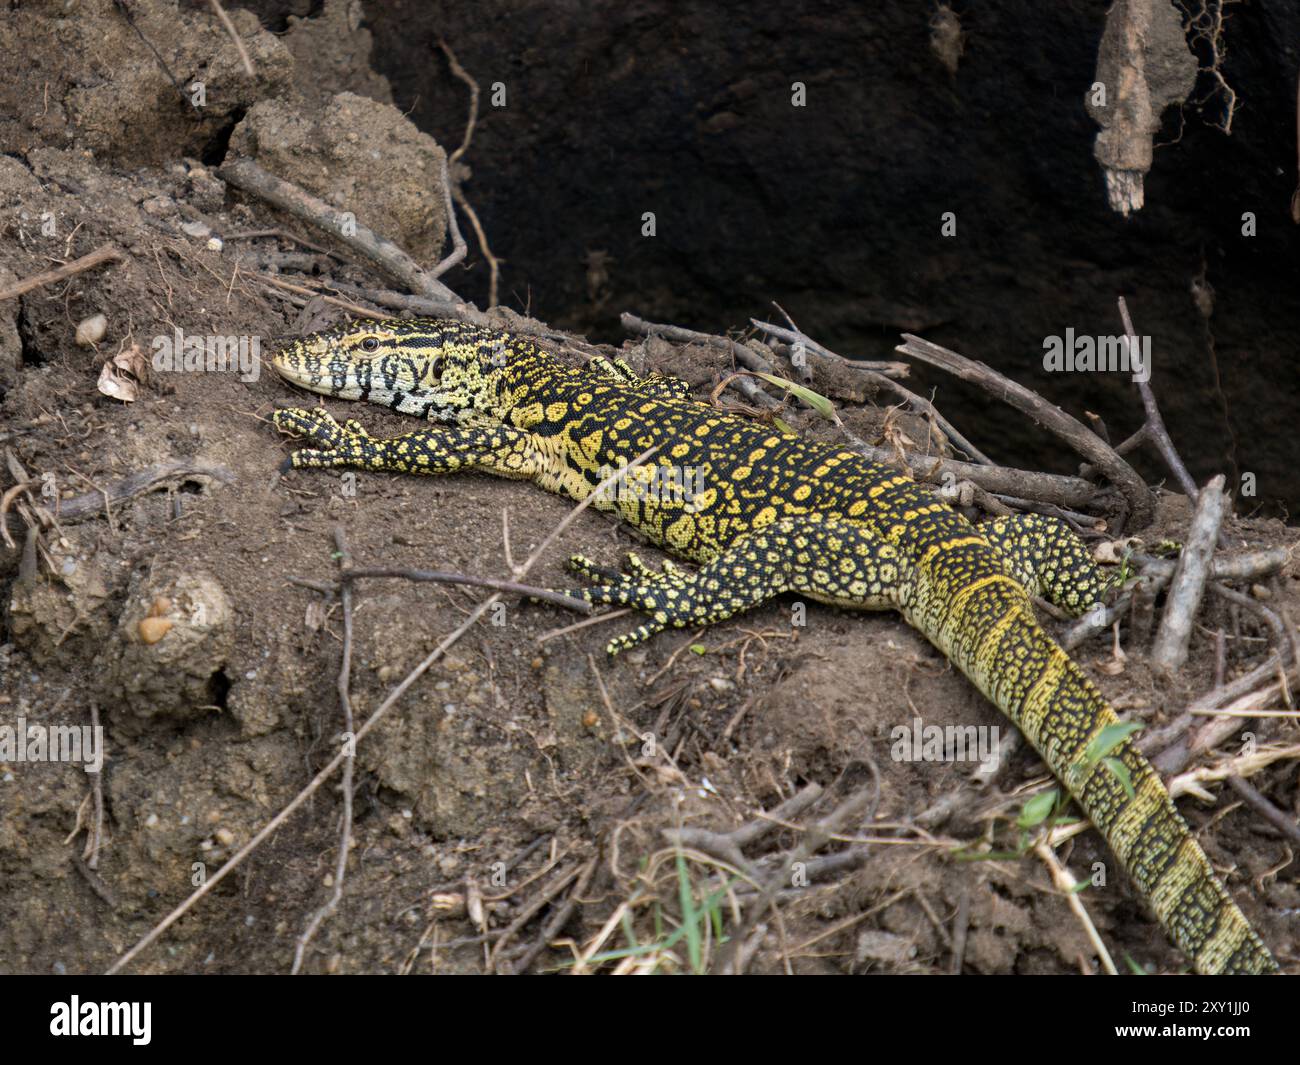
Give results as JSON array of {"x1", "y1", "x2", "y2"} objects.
[{"x1": 913, "y1": 566, "x2": 1277, "y2": 974}]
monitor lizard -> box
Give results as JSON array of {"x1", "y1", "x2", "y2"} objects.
[{"x1": 269, "y1": 316, "x2": 1276, "y2": 974}]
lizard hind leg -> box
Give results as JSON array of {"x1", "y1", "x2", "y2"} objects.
[
  {"x1": 562, "y1": 516, "x2": 905, "y2": 655},
  {"x1": 980, "y1": 513, "x2": 1115, "y2": 616},
  {"x1": 584, "y1": 354, "x2": 691, "y2": 400}
]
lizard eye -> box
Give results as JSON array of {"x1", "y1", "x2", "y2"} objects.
[
  {"x1": 360, "y1": 337, "x2": 380, "y2": 353},
  {"x1": 429, "y1": 357, "x2": 444, "y2": 380}
]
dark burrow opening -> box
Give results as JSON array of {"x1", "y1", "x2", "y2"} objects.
[{"x1": 247, "y1": 0, "x2": 1300, "y2": 518}]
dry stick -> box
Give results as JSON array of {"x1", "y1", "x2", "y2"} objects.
[
  {"x1": 225, "y1": 228, "x2": 344, "y2": 259},
  {"x1": 751, "y1": 318, "x2": 992, "y2": 466},
  {"x1": 5, "y1": 461, "x2": 232, "y2": 548},
  {"x1": 895, "y1": 334, "x2": 1155, "y2": 528},
  {"x1": 438, "y1": 38, "x2": 501, "y2": 308},
  {"x1": 730, "y1": 783, "x2": 825, "y2": 848},
  {"x1": 1116, "y1": 297, "x2": 1200, "y2": 500},
  {"x1": 1059, "y1": 546, "x2": 1290, "y2": 653},
  {"x1": 534, "y1": 607, "x2": 635, "y2": 644},
  {"x1": 1212, "y1": 582, "x2": 1288, "y2": 664},
  {"x1": 747, "y1": 319, "x2": 911, "y2": 376},
  {"x1": 1032, "y1": 840, "x2": 1118, "y2": 975},
  {"x1": 451, "y1": 185, "x2": 501, "y2": 309},
  {"x1": 0, "y1": 245, "x2": 125, "y2": 302},
  {"x1": 320, "y1": 279, "x2": 462, "y2": 316},
  {"x1": 660, "y1": 784, "x2": 828, "y2": 880},
  {"x1": 1146, "y1": 655, "x2": 1291, "y2": 770},
  {"x1": 770, "y1": 300, "x2": 815, "y2": 384},
  {"x1": 50, "y1": 461, "x2": 235, "y2": 523},
  {"x1": 662, "y1": 828, "x2": 762, "y2": 882},
  {"x1": 1151, "y1": 639, "x2": 1296, "y2": 775},
  {"x1": 867, "y1": 444, "x2": 1101, "y2": 510},
  {"x1": 486, "y1": 862, "x2": 584, "y2": 967},
  {"x1": 1227, "y1": 775, "x2": 1300, "y2": 845},
  {"x1": 217, "y1": 158, "x2": 480, "y2": 317},
  {"x1": 499, "y1": 856, "x2": 600, "y2": 975},
  {"x1": 2, "y1": 451, "x2": 58, "y2": 569},
  {"x1": 106, "y1": 593, "x2": 497, "y2": 973},
  {"x1": 292, "y1": 527, "x2": 357, "y2": 973},
  {"x1": 438, "y1": 39, "x2": 479, "y2": 166},
  {"x1": 334, "y1": 566, "x2": 592, "y2": 614},
  {"x1": 206, "y1": 0, "x2": 254, "y2": 76},
  {"x1": 1139, "y1": 546, "x2": 1289, "y2": 584},
  {"x1": 620, "y1": 313, "x2": 781, "y2": 409},
  {"x1": 105, "y1": 454, "x2": 654, "y2": 974},
  {"x1": 258, "y1": 273, "x2": 411, "y2": 319},
  {"x1": 429, "y1": 155, "x2": 466, "y2": 280},
  {"x1": 1150, "y1": 475, "x2": 1227, "y2": 675},
  {"x1": 627, "y1": 315, "x2": 780, "y2": 380},
  {"x1": 0, "y1": 480, "x2": 38, "y2": 550},
  {"x1": 715, "y1": 763, "x2": 882, "y2": 975},
  {"x1": 240, "y1": 250, "x2": 330, "y2": 273},
  {"x1": 950, "y1": 891, "x2": 971, "y2": 975}
]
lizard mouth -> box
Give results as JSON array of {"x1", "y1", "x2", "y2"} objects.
[{"x1": 270, "y1": 336, "x2": 369, "y2": 400}]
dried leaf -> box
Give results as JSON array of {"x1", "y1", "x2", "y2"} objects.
[{"x1": 96, "y1": 344, "x2": 148, "y2": 403}]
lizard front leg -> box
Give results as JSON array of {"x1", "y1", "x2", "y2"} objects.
[{"x1": 272, "y1": 407, "x2": 539, "y2": 479}]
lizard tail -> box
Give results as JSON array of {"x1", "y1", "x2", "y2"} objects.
[{"x1": 920, "y1": 571, "x2": 1277, "y2": 975}]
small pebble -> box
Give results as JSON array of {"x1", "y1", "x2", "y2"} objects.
[
  {"x1": 138, "y1": 616, "x2": 172, "y2": 644},
  {"x1": 75, "y1": 313, "x2": 107, "y2": 347}
]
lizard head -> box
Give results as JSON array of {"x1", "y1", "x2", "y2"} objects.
[{"x1": 272, "y1": 317, "x2": 528, "y2": 425}]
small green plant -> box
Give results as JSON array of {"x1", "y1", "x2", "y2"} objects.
[
  {"x1": 955, "y1": 787, "x2": 1079, "y2": 862},
  {"x1": 572, "y1": 848, "x2": 737, "y2": 974}
]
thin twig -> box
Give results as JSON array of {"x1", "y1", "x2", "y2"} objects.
[
  {"x1": 217, "y1": 158, "x2": 477, "y2": 311},
  {"x1": 748, "y1": 318, "x2": 911, "y2": 376},
  {"x1": 85, "y1": 702, "x2": 104, "y2": 871},
  {"x1": 316, "y1": 279, "x2": 458, "y2": 317},
  {"x1": 437, "y1": 38, "x2": 480, "y2": 165},
  {"x1": 1117, "y1": 297, "x2": 1199, "y2": 500},
  {"x1": 51, "y1": 461, "x2": 235, "y2": 523},
  {"x1": 206, "y1": 0, "x2": 254, "y2": 76},
  {"x1": 225, "y1": 228, "x2": 344, "y2": 259},
  {"x1": 436, "y1": 39, "x2": 501, "y2": 307},
  {"x1": 1151, "y1": 475, "x2": 1226, "y2": 675},
  {"x1": 895, "y1": 333, "x2": 1154, "y2": 528},
  {"x1": 334, "y1": 566, "x2": 591, "y2": 614},
  {"x1": 292, "y1": 527, "x2": 357, "y2": 973},
  {"x1": 1033, "y1": 840, "x2": 1117, "y2": 975},
  {"x1": 1226, "y1": 775, "x2": 1300, "y2": 846},
  {"x1": 451, "y1": 185, "x2": 501, "y2": 309},
  {"x1": 713, "y1": 763, "x2": 881, "y2": 974},
  {"x1": 752, "y1": 318, "x2": 990, "y2": 464},
  {"x1": 106, "y1": 588, "x2": 501, "y2": 973},
  {"x1": 429, "y1": 155, "x2": 467, "y2": 280},
  {"x1": 0, "y1": 245, "x2": 125, "y2": 302},
  {"x1": 621, "y1": 313, "x2": 781, "y2": 409}
]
